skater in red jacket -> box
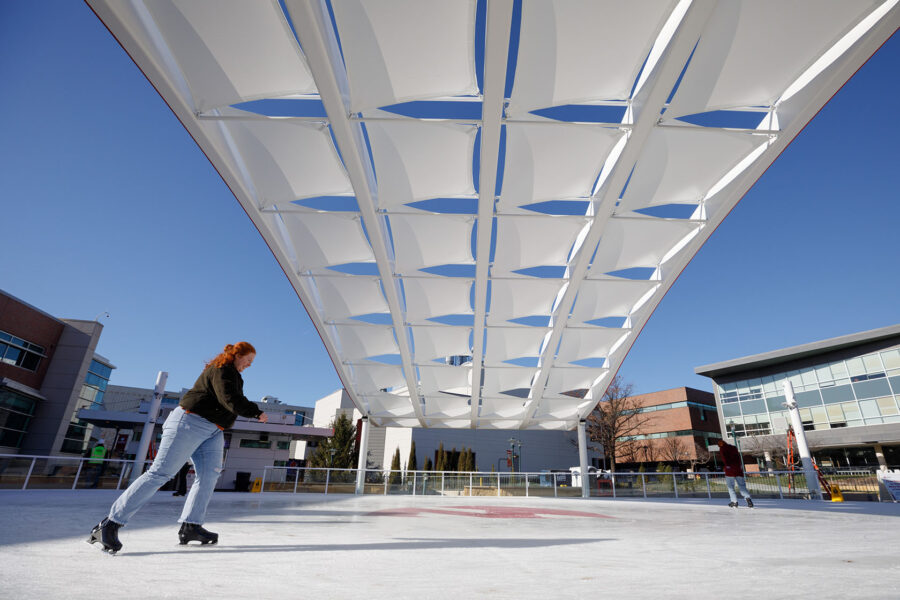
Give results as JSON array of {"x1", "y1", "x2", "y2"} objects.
[{"x1": 717, "y1": 439, "x2": 754, "y2": 508}]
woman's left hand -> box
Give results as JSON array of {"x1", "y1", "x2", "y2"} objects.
[{"x1": 258, "y1": 412, "x2": 268, "y2": 423}]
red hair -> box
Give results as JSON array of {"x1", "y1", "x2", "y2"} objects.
[{"x1": 207, "y1": 341, "x2": 256, "y2": 368}]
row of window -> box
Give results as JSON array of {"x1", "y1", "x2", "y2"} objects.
[
  {"x1": 238, "y1": 439, "x2": 292, "y2": 450},
  {"x1": 726, "y1": 397, "x2": 900, "y2": 437},
  {"x1": 633, "y1": 400, "x2": 716, "y2": 414},
  {"x1": 620, "y1": 429, "x2": 723, "y2": 442},
  {"x1": 0, "y1": 389, "x2": 37, "y2": 449},
  {"x1": 718, "y1": 346, "x2": 900, "y2": 402},
  {"x1": 0, "y1": 329, "x2": 47, "y2": 372}
]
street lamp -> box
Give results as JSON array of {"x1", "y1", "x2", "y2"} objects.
[
  {"x1": 507, "y1": 438, "x2": 521, "y2": 472},
  {"x1": 328, "y1": 448, "x2": 336, "y2": 469}
]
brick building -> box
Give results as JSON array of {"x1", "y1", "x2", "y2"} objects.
[
  {"x1": 0, "y1": 289, "x2": 113, "y2": 455},
  {"x1": 612, "y1": 387, "x2": 723, "y2": 470}
]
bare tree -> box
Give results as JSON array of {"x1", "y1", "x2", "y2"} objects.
[
  {"x1": 660, "y1": 436, "x2": 691, "y2": 469},
  {"x1": 585, "y1": 376, "x2": 651, "y2": 473},
  {"x1": 689, "y1": 442, "x2": 712, "y2": 472},
  {"x1": 640, "y1": 441, "x2": 657, "y2": 464}
]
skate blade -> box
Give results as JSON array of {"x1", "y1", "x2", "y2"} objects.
[{"x1": 86, "y1": 538, "x2": 119, "y2": 555}]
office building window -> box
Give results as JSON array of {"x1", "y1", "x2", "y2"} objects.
[{"x1": 0, "y1": 330, "x2": 46, "y2": 372}]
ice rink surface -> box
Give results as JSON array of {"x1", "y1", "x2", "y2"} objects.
[{"x1": 1, "y1": 490, "x2": 898, "y2": 599}]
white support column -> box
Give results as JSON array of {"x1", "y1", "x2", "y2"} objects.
[
  {"x1": 874, "y1": 444, "x2": 888, "y2": 470},
  {"x1": 783, "y1": 382, "x2": 822, "y2": 500},
  {"x1": 355, "y1": 416, "x2": 370, "y2": 495},
  {"x1": 577, "y1": 420, "x2": 589, "y2": 499},
  {"x1": 131, "y1": 371, "x2": 167, "y2": 484}
]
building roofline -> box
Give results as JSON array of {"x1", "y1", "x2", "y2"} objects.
[
  {"x1": 695, "y1": 324, "x2": 900, "y2": 379},
  {"x1": 0, "y1": 289, "x2": 66, "y2": 326}
]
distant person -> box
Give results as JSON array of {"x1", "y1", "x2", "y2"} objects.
[
  {"x1": 171, "y1": 462, "x2": 191, "y2": 497},
  {"x1": 88, "y1": 342, "x2": 268, "y2": 554},
  {"x1": 717, "y1": 439, "x2": 753, "y2": 508},
  {"x1": 88, "y1": 439, "x2": 107, "y2": 488}
]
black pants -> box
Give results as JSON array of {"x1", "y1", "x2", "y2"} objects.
[{"x1": 172, "y1": 462, "x2": 190, "y2": 495}]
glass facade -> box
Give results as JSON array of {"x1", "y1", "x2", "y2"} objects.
[
  {"x1": 60, "y1": 358, "x2": 114, "y2": 454},
  {"x1": 717, "y1": 345, "x2": 900, "y2": 438},
  {"x1": 0, "y1": 388, "x2": 37, "y2": 449},
  {"x1": 0, "y1": 330, "x2": 46, "y2": 372}
]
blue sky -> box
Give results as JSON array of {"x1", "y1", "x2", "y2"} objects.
[{"x1": 1, "y1": 3, "x2": 898, "y2": 406}]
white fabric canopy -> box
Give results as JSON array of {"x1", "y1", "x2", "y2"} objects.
[
  {"x1": 481, "y1": 367, "x2": 538, "y2": 397},
  {"x1": 589, "y1": 217, "x2": 700, "y2": 275},
  {"x1": 330, "y1": 324, "x2": 398, "y2": 361},
  {"x1": 666, "y1": 0, "x2": 877, "y2": 117},
  {"x1": 220, "y1": 109, "x2": 351, "y2": 207},
  {"x1": 90, "y1": 0, "x2": 898, "y2": 430},
  {"x1": 493, "y1": 216, "x2": 588, "y2": 273},
  {"x1": 571, "y1": 279, "x2": 659, "y2": 322},
  {"x1": 484, "y1": 327, "x2": 550, "y2": 366},
  {"x1": 402, "y1": 277, "x2": 473, "y2": 322},
  {"x1": 411, "y1": 326, "x2": 471, "y2": 362},
  {"x1": 389, "y1": 214, "x2": 474, "y2": 273},
  {"x1": 417, "y1": 364, "x2": 472, "y2": 396},
  {"x1": 351, "y1": 364, "x2": 406, "y2": 394},
  {"x1": 555, "y1": 328, "x2": 629, "y2": 364},
  {"x1": 365, "y1": 121, "x2": 477, "y2": 207},
  {"x1": 499, "y1": 124, "x2": 622, "y2": 208},
  {"x1": 619, "y1": 127, "x2": 764, "y2": 213},
  {"x1": 331, "y1": 0, "x2": 478, "y2": 112},
  {"x1": 487, "y1": 278, "x2": 565, "y2": 324},
  {"x1": 313, "y1": 277, "x2": 388, "y2": 321},
  {"x1": 145, "y1": 0, "x2": 315, "y2": 112},
  {"x1": 509, "y1": 0, "x2": 676, "y2": 115},
  {"x1": 280, "y1": 213, "x2": 374, "y2": 269}
]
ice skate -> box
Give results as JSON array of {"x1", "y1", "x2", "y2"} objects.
[
  {"x1": 179, "y1": 522, "x2": 218, "y2": 545},
  {"x1": 87, "y1": 518, "x2": 122, "y2": 554},
  {"x1": 746, "y1": 498, "x2": 754, "y2": 508},
  {"x1": 728, "y1": 502, "x2": 738, "y2": 508}
]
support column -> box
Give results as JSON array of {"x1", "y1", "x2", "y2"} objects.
[
  {"x1": 131, "y1": 371, "x2": 167, "y2": 484},
  {"x1": 874, "y1": 444, "x2": 888, "y2": 470},
  {"x1": 577, "y1": 420, "x2": 589, "y2": 499},
  {"x1": 355, "y1": 416, "x2": 369, "y2": 495},
  {"x1": 783, "y1": 382, "x2": 822, "y2": 500}
]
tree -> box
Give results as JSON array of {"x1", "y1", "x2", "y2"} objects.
[
  {"x1": 689, "y1": 441, "x2": 713, "y2": 472},
  {"x1": 464, "y1": 448, "x2": 475, "y2": 472},
  {"x1": 435, "y1": 442, "x2": 446, "y2": 471},
  {"x1": 308, "y1": 413, "x2": 358, "y2": 469},
  {"x1": 407, "y1": 440, "x2": 418, "y2": 472},
  {"x1": 660, "y1": 436, "x2": 691, "y2": 469},
  {"x1": 456, "y1": 447, "x2": 467, "y2": 471},
  {"x1": 423, "y1": 456, "x2": 433, "y2": 471},
  {"x1": 388, "y1": 447, "x2": 401, "y2": 484},
  {"x1": 584, "y1": 376, "x2": 651, "y2": 473}
]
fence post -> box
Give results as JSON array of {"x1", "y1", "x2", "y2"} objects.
[
  {"x1": 673, "y1": 473, "x2": 679, "y2": 498},
  {"x1": 705, "y1": 473, "x2": 711, "y2": 499},
  {"x1": 413, "y1": 471, "x2": 417, "y2": 496},
  {"x1": 441, "y1": 472, "x2": 445, "y2": 496},
  {"x1": 116, "y1": 461, "x2": 128, "y2": 490},
  {"x1": 22, "y1": 457, "x2": 36, "y2": 490},
  {"x1": 469, "y1": 473, "x2": 473, "y2": 497},
  {"x1": 325, "y1": 468, "x2": 330, "y2": 495},
  {"x1": 293, "y1": 468, "x2": 299, "y2": 494},
  {"x1": 383, "y1": 471, "x2": 388, "y2": 495},
  {"x1": 641, "y1": 473, "x2": 647, "y2": 498},
  {"x1": 776, "y1": 472, "x2": 783, "y2": 499},
  {"x1": 260, "y1": 468, "x2": 267, "y2": 494},
  {"x1": 72, "y1": 458, "x2": 84, "y2": 490},
  {"x1": 525, "y1": 474, "x2": 529, "y2": 497},
  {"x1": 497, "y1": 473, "x2": 501, "y2": 497},
  {"x1": 611, "y1": 473, "x2": 616, "y2": 499},
  {"x1": 554, "y1": 473, "x2": 558, "y2": 498}
]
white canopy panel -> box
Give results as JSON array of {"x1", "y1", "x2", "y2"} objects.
[{"x1": 88, "y1": 0, "x2": 899, "y2": 430}]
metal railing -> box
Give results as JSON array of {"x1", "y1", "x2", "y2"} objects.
[
  {"x1": 259, "y1": 466, "x2": 886, "y2": 501},
  {"x1": 0, "y1": 454, "x2": 151, "y2": 491},
  {"x1": 0, "y1": 454, "x2": 884, "y2": 502}
]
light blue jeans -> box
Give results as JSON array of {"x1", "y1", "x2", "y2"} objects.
[
  {"x1": 110, "y1": 407, "x2": 224, "y2": 526},
  {"x1": 725, "y1": 476, "x2": 752, "y2": 503}
]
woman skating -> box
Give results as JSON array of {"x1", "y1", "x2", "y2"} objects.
[{"x1": 88, "y1": 342, "x2": 267, "y2": 553}]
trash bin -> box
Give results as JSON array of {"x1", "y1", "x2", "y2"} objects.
[{"x1": 234, "y1": 471, "x2": 251, "y2": 492}]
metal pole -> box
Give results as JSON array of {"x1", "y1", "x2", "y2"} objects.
[
  {"x1": 325, "y1": 468, "x2": 330, "y2": 495},
  {"x1": 641, "y1": 473, "x2": 647, "y2": 498},
  {"x1": 441, "y1": 471, "x2": 445, "y2": 496},
  {"x1": 705, "y1": 473, "x2": 711, "y2": 499},
  {"x1": 293, "y1": 467, "x2": 299, "y2": 494},
  {"x1": 469, "y1": 472, "x2": 473, "y2": 496},
  {"x1": 525, "y1": 474, "x2": 529, "y2": 497},
  {"x1": 783, "y1": 382, "x2": 823, "y2": 500},
  {"x1": 413, "y1": 471, "x2": 417, "y2": 496},
  {"x1": 673, "y1": 473, "x2": 679, "y2": 498},
  {"x1": 22, "y1": 457, "x2": 36, "y2": 490},
  {"x1": 577, "y1": 419, "x2": 589, "y2": 498},
  {"x1": 260, "y1": 468, "x2": 267, "y2": 494},
  {"x1": 355, "y1": 417, "x2": 369, "y2": 495},
  {"x1": 72, "y1": 458, "x2": 84, "y2": 490},
  {"x1": 116, "y1": 460, "x2": 127, "y2": 489},
  {"x1": 131, "y1": 371, "x2": 167, "y2": 484},
  {"x1": 776, "y1": 472, "x2": 783, "y2": 499}
]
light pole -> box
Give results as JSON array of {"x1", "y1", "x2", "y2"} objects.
[
  {"x1": 329, "y1": 448, "x2": 336, "y2": 469},
  {"x1": 507, "y1": 438, "x2": 521, "y2": 472}
]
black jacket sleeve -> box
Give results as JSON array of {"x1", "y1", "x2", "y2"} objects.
[{"x1": 211, "y1": 367, "x2": 263, "y2": 419}]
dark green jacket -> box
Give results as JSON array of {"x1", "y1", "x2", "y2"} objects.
[{"x1": 180, "y1": 364, "x2": 262, "y2": 429}]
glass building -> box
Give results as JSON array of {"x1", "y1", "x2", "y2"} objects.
[
  {"x1": 59, "y1": 357, "x2": 115, "y2": 453},
  {"x1": 696, "y1": 325, "x2": 900, "y2": 470}
]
